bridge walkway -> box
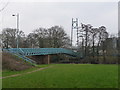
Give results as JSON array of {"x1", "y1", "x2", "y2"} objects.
[{"x1": 3, "y1": 48, "x2": 81, "y2": 65}]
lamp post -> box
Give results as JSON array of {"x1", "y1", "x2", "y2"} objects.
[{"x1": 12, "y1": 13, "x2": 19, "y2": 48}]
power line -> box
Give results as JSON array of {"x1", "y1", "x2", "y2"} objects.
[{"x1": 0, "y1": 1, "x2": 9, "y2": 12}]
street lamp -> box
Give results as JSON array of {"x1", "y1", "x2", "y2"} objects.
[{"x1": 12, "y1": 13, "x2": 19, "y2": 48}]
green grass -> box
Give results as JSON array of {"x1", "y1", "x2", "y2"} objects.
[
  {"x1": 2, "y1": 64, "x2": 50, "y2": 77},
  {"x1": 2, "y1": 64, "x2": 118, "y2": 88},
  {"x1": 0, "y1": 70, "x2": 1, "y2": 90}
]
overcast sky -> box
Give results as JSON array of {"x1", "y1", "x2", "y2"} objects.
[{"x1": 0, "y1": 1, "x2": 118, "y2": 45}]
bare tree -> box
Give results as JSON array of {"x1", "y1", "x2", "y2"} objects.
[
  {"x1": 2, "y1": 28, "x2": 17, "y2": 48},
  {"x1": 95, "y1": 26, "x2": 108, "y2": 63},
  {"x1": 33, "y1": 27, "x2": 48, "y2": 48},
  {"x1": 26, "y1": 26, "x2": 70, "y2": 48},
  {"x1": 80, "y1": 24, "x2": 109, "y2": 64},
  {"x1": 90, "y1": 28, "x2": 98, "y2": 61},
  {"x1": 27, "y1": 33, "x2": 38, "y2": 48},
  {"x1": 2, "y1": 28, "x2": 25, "y2": 48},
  {"x1": 48, "y1": 26, "x2": 70, "y2": 48},
  {"x1": 81, "y1": 24, "x2": 93, "y2": 57}
]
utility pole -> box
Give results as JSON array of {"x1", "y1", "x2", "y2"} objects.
[
  {"x1": 76, "y1": 18, "x2": 79, "y2": 46},
  {"x1": 71, "y1": 18, "x2": 73, "y2": 46},
  {"x1": 71, "y1": 18, "x2": 79, "y2": 46},
  {"x1": 12, "y1": 13, "x2": 19, "y2": 48}
]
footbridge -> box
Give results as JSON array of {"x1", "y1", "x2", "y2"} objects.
[
  {"x1": 3, "y1": 48, "x2": 81, "y2": 65},
  {"x1": 7, "y1": 48, "x2": 79, "y2": 57}
]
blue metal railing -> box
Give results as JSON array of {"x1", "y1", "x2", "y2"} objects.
[
  {"x1": 3, "y1": 48, "x2": 36, "y2": 65},
  {"x1": 2, "y1": 48, "x2": 81, "y2": 65},
  {"x1": 6, "y1": 48, "x2": 80, "y2": 57}
]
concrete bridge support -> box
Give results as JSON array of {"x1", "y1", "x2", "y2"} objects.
[
  {"x1": 43, "y1": 55, "x2": 50, "y2": 64},
  {"x1": 28, "y1": 55, "x2": 50, "y2": 64},
  {"x1": 47, "y1": 55, "x2": 50, "y2": 64}
]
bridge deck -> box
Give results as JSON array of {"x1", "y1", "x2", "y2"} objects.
[{"x1": 7, "y1": 48, "x2": 79, "y2": 57}]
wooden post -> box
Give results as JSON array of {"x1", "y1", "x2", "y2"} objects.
[{"x1": 48, "y1": 55, "x2": 50, "y2": 64}]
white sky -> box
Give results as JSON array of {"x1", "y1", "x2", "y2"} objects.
[{"x1": 0, "y1": 0, "x2": 118, "y2": 45}]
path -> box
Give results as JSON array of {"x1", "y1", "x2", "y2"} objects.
[{"x1": 0, "y1": 66, "x2": 53, "y2": 79}]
